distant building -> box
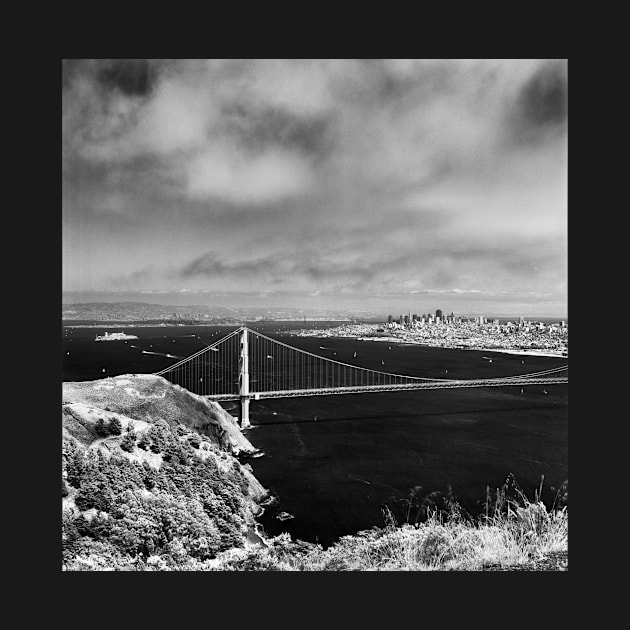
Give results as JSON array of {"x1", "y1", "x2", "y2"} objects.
[{"x1": 436, "y1": 309, "x2": 443, "y2": 320}]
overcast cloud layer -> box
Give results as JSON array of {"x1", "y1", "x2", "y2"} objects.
[{"x1": 62, "y1": 59, "x2": 567, "y2": 316}]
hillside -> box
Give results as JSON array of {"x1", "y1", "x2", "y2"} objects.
[
  {"x1": 63, "y1": 374, "x2": 255, "y2": 455},
  {"x1": 62, "y1": 374, "x2": 267, "y2": 570},
  {"x1": 62, "y1": 374, "x2": 567, "y2": 571}
]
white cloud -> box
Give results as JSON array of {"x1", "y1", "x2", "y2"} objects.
[
  {"x1": 63, "y1": 60, "x2": 567, "y2": 313},
  {"x1": 186, "y1": 144, "x2": 314, "y2": 204},
  {"x1": 242, "y1": 59, "x2": 336, "y2": 117}
]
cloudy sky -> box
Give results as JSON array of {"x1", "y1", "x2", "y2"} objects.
[{"x1": 62, "y1": 59, "x2": 567, "y2": 316}]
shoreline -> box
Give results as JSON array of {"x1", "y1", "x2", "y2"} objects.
[
  {"x1": 478, "y1": 347, "x2": 567, "y2": 358},
  {"x1": 289, "y1": 332, "x2": 567, "y2": 359}
]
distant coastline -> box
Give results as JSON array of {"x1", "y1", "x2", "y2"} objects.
[
  {"x1": 287, "y1": 323, "x2": 568, "y2": 359},
  {"x1": 305, "y1": 334, "x2": 567, "y2": 359},
  {"x1": 63, "y1": 319, "x2": 352, "y2": 328},
  {"x1": 63, "y1": 320, "x2": 568, "y2": 358}
]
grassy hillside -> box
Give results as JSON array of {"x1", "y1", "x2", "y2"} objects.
[
  {"x1": 204, "y1": 478, "x2": 568, "y2": 571},
  {"x1": 63, "y1": 374, "x2": 255, "y2": 455},
  {"x1": 62, "y1": 375, "x2": 267, "y2": 570}
]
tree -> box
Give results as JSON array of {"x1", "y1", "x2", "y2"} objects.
[
  {"x1": 120, "y1": 424, "x2": 137, "y2": 452},
  {"x1": 108, "y1": 417, "x2": 123, "y2": 436},
  {"x1": 120, "y1": 432, "x2": 136, "y2": 453},
  {"x1": 95, "y1": 418, "x2": 109, "y2": 437},
  {"x1": 138, "y1": 432, "x2": 152, "y2": 451},
  {"x1": 64, "y1": 448, "x2": 85, "y2": 488},
  {"x1": 148, "y1": 421, "x2": 171, "y2": 454}
]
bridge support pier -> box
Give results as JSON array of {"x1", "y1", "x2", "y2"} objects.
[{"x1": 240, "y1": 396, "x2": 251, "y2": 429}]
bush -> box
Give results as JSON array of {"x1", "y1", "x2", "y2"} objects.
[{"x1": 187, "y1": 433, "x2": 201, "y2": 449}]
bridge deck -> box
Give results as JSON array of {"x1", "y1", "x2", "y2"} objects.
[{"x1": 204, "y1": 376, "x2": 568, "y2": 401}]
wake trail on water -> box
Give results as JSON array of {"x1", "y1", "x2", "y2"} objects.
[{"x1": 141, "y1": 350, "x2": 182, "y2": 359}]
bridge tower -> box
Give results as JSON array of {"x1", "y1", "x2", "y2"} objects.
[{"x1": 238, "y1": 326, "x2": 251, "y2": 429}]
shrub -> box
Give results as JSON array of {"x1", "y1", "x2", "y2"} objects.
[{"x1": 188, "y1": 433, "x2": 201, "y2": 449}]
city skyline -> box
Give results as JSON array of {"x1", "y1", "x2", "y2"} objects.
[{"x1": 63, "y1": 59, "x2": 567, "y2": 317}]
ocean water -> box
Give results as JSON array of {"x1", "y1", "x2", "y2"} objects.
[{"x1": 62, "y1": 321, "x2": 568, "y2": 547}]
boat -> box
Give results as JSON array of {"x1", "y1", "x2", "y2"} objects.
[{"x1": 95, "y1": 331, "x2": 139, "y2": 342}]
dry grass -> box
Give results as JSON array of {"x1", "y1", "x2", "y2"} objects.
[
  {"x1": 64, "y1": 477, "x2": 567, "y2": 571},
  {"x1": 206, "y1": 478, "x2": 568, "y2": 571}
]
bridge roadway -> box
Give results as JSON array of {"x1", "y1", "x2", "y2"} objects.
[{"x1": 203, "y1": 375, "x2": 568, "y2": 402}]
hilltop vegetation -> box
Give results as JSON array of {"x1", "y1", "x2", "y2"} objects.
[{"x1": 62, "y1": 375, "x2": 266, "y2": 570}]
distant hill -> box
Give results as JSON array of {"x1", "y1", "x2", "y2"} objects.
[{"x1": 62, "y1": 374, "x2": 267, "y2": 570}]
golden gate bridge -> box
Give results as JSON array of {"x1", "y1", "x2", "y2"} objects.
[{"x1": 154, "y1": 326, "x2": 568, "y2": 428}]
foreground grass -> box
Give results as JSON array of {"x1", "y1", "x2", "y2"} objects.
[
  {"x1": 66, "y1": 479, "x2": 567, "y2": 571},
  {"x1": 209, "y1": 501, "x2": 567, "y2": 571}
]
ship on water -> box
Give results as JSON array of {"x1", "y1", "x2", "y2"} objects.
[{"x1": 94, "y1": 331, "x2": 139, "y2": 342}]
